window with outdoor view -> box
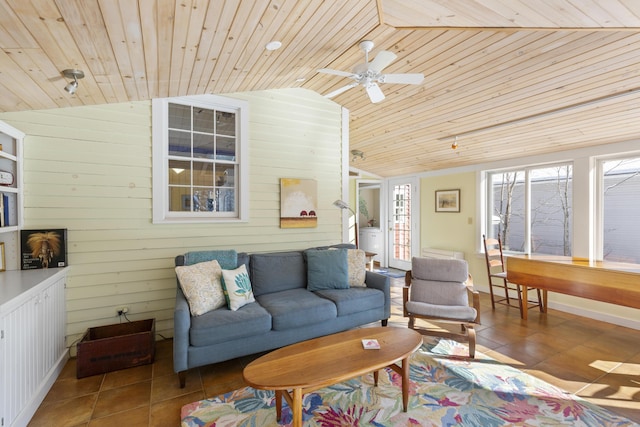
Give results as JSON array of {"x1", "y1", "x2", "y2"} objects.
[
  {"x1": 600, "y1": 155, "x2": 640, "y2": 263},
  {"x1": 486, "y1": 163, "x2": 573, "y2": 255},
  {"x1": 152, "y1": 96, "x2": 248, "y2": 223}
]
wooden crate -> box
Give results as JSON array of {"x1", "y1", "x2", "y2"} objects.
[{"x1": 76, "y1": 318, "x2": 155, "y2": 378}]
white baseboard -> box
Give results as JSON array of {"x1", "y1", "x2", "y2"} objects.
[
  {"x1": 546, "y1": 301, "x2": 640, "y2": 330},
  {"x1": 475, "y1": 285, "x2": 640, "y2": 331}
]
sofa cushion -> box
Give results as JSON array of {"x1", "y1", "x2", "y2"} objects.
[
  {"x1": 184, "y1": 250, "x2": 238, "y2": 269},
  {"x1": 237, "y1": 252, "x2": 250, "y2": 271},
  {"x1": 346, "y1": 249, "x2": 366, "y2": 287},
  {"x1": 314, "y1": 287, "x2": 384, "y2": 316},
  {"x1": 305, "y1": 248, "x2": 349, "y2": 291},
  {"x1": 221, "y1": 264, "x2": 255, "y2": 311},
  {"x1": 189, "y1": 302, "x2": 272, "y2": 347},
  {"x1": 255, "y1": 288, "x2": 337, "y2": 331},
  {"x1": 175, "y1": 260, "x2": 226, "y2": 316},
  {"x1": 249, "y1": 251, "x2": 307, "y2": 296}
]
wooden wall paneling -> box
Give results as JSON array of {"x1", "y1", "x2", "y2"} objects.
[
  {"x1": 224, "y1": 0, "x2": 296, "y2": 94},
  {"x1": 2, "y1": 88, "x2": 344, "y2": 343},
  {"x1": 193, "y1": 0, "x2": 238, "y2": 94},
  {"x1": 55, "y1": 0, "x2": 121, "y2": 104},
  {"x1": 207, "y1": 1, "x2": 263, "y2": 95},
  {"x1": 382, "y1": 0, "x2": 640, "y2": 28},
  {"x1": 138, "y1": 0, "x2": 160, "y2": 99},
  {"x1": 0, "y1": 49, "x2": 54, "y2": 111},
  {"x1": 98, "y1": 0, "x2": 147, "y2": 100}
]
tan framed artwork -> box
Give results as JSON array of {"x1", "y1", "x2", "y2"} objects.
[
  {"x1": 280, "y1": 178, "x2": 318, "y2": 228},
  {"x1": 435, "y1": 189, "x2": 460, "y2": 213}
]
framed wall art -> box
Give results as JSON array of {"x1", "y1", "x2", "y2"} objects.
[
  {"x1": 435, "y1": 189, "x2": 460, "y2": 213},
  {"x1": 280, "y1": 178, "x2": 318, "y2": 228},
  {"x1": 20, "y1": 228, "x2": 68, "y2": 270}
]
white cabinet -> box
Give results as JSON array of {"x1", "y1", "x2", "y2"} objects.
[
  {"x1": 0, "y1": 269, "x2": 68, "y2": 427},
  {"x1": 359, "y1": 227, "x2": 383, "y2": 263},
  {"x1": 0, "y1": 121, "x2": 23, "y2": 271}
]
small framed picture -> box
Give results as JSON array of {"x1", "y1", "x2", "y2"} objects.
[
  {"x1": 0, "y1": 242, "x2": 5, "y2": 272},
  {"x1": 435, "y1": 189, "x2": 460, "y2": 213},
  {"x1": 20, "y1": 229, "x2": 68, "y2": 270}
]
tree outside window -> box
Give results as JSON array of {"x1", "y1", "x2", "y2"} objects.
[{"x1": 487, "y1": 164, "x2": 573, "y2": 255}]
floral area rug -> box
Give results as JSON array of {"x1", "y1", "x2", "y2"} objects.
[{"x1": 181, "y1": 339, "x2": 637, "y2": 426}]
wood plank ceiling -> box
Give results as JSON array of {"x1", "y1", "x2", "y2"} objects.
[{"x1": 1, "y1": 0, "x2": 639, "y2": 177}]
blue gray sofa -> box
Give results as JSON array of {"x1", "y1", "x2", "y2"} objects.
[{"x1": 173, "y1": 246, "x2": 391, "y2": 387}]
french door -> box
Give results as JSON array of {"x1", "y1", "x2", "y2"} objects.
[{"x1": 387, "y1": 177, "x2": 419, "y2": 271}]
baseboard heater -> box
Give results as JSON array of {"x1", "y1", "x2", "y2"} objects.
[{"x1": 421, "y1": 247, "x2": 465, "y2": 260}]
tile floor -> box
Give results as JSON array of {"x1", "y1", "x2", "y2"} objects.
[{"x1": 29, "y1": 277, "x2": 640, "y2": 426}]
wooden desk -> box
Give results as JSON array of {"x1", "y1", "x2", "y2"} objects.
[{"x1": 506, "y1": 255, "x2": 640, "y2": 320}]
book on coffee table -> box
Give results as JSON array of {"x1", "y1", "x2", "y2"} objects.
[{"x1": 362, "y1": 339, "x2": 380, "y2": 350}]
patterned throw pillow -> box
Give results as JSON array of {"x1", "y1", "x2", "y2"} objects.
[
  {"x1": 175, "y1": 260, "x2": 226, "y2": 316},
  {"x1": 221, "y1": 264, "x2": 255, "y2": 311},
  {"x1": 347, "y1": 249, "x2": 367, "y2": 287}
]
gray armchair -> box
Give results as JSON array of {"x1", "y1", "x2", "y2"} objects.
[{"x1": 403, "y1": 257, "x2": 480, "y2": 358}]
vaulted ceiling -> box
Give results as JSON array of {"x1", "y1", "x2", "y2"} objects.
[{"x1": 1, "y1": 0, "x2": 640, "y2": 177}]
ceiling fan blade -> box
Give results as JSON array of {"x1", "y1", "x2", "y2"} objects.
[
  {"x1": 369, "y1": 50, "x2": 397, "y2": 73},
  {"x1": 380, "y1": 73, "x2": 425, "y2": 85},
  {"x1": 318, "y1": 68, "x2": 356, "y2": 78},
  {"x1": 325, "y1": 82, "x2": 358, "y2": 98},
  {"x1": 365, "y1": 82, "x2": 385, "y2": 103}
]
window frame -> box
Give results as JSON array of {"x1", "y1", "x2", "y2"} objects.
[
  {"x1": 595, "y1": 153, "x2": 640, "y2": 262},
  {"x1": 152, "y1": 95, "x2": 249, "y2": 223},
  {"x1": 482, "y1": 161, "x2": 573, "y2": 255}
]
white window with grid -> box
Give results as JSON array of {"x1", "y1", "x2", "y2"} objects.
[{"x1": 152, "y1": 95, "x2": 248, "y2": 223}]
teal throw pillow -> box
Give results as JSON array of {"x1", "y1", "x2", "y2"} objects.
[
  {"x1": 221, "y1": 264, "x2": 255, "y2": 311},
  {"x1": 306, "y1": 248, "x2": 349, "y2": 291}
]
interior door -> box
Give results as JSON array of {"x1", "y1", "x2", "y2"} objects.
[
  {"x1": 387, "y1": 177, "x2": 419, "y2": 271},
  {"x1": 356, "y1": 179, "x2": 383, "y2": 266}
]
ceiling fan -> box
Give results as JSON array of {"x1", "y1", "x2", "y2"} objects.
[{"x1": 318, "y1": 40, "x2": 424, "y2": 103}]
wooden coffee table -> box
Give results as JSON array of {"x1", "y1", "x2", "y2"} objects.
[{"x1": 243, "y1": 327, "x2": 422, "y2": 427}]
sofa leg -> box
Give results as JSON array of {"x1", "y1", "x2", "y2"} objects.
[
  {"x1": 381, "y1": 319, "x2": 388, "y2": 327},
  {"x1": 178, "y1": 371, "x2": 186, "y2": 388}
]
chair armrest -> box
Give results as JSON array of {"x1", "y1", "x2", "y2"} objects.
[
  {"x1": 464, "y1": 273, "x2": 474, "y2": 292},
  {"x1": 402, "y1": 286, "x2": 410, "y2": 317},
  {"x1": 464, "y1": 273, "x2": 481, "y2": 324},
  {"x1": 402, "y1": 270, "x2": 412, "y2": 317},
  {"x1": 405, "y1": 270, "x2": 412, "y2": 287}
]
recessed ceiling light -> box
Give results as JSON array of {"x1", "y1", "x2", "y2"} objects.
[
  {"x1": 265, "y1": 41, "x2": 282, "y2": 51},
  {"x1": 295, "y1": 77, "x2": 306, "y2": 82}
]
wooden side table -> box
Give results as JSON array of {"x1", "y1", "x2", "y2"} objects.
[{"x1": 364, "y1": 251, "x2": 377, "y2": 271}]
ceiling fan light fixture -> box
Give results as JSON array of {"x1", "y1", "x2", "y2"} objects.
[
  {"x1": 359, "y1": 40, "x2": 374, "y2": 57},
  {"x1": 318, "y1": 41, "x2": 424, "y2": 103},
  {"x1": 64, "y1": 80, "x2": 78, "y2": 94},
  {"x1": 62, "y1": 69, "x2": 85, "y2": 95},
  {"x1": 351, "y1": 149, "x2": 365, "y2": 161}
]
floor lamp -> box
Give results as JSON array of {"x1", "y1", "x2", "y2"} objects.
[{"x1": 333, "y1": 199, "x2": 358, "y2": 248}]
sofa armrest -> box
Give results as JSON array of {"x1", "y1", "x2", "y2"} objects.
[
  {"x1": 173, "y1": 286, "x2": 191, "y2": 374},
  {"x1": 365, "y1": 270, "x2": 391, "y2": 320}
]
